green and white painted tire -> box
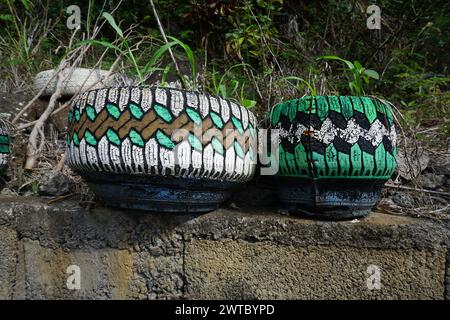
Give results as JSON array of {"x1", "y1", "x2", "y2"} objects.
[{"x1": 66, "y1": 86, "x2": 257, "y2": 212}]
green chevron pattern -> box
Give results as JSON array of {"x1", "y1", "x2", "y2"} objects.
[{"x1": 271, "y1": 96, "x2": 397, "y2": 180}]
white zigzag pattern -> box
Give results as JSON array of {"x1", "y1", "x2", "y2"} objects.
[
  {"x1": 0, "y1": 154, "x2": 7, "y2": 167},
  {"x1": 276, "y1": 118, "x2": 396, "y2": 147}
]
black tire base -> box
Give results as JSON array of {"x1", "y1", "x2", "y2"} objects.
[
  {"x1": 275, "y1": 178, "x2": 384, "y2": 220},
  {"x1": 82, "y1": 172, "x2": 237, "y2": 213}
]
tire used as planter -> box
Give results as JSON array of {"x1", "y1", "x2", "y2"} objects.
[
  {"x1": 270, "y1": 96, "x2": 397, "y2": 219},
  {"x1": 66, "y1": 86, "x2": 258, "y2": 212},
  {"x1": 0, "y1": 120, "x2": 10, "y2": 175},
  {"x1": 34, "y1": 68, "x2": 118, "y2": 97}
]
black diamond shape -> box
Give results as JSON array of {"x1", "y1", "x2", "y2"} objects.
[
  {"x1": 309, "y1": 137, "x2": 326, "y2": 155},
  {"x1": 376, "y1": 111, "x2": 390, "y2": 129},
  {"x1": 353, "y1": 110, "x2": 371, "y2": 130},
  {"x1": 333, "y1": 136, "x2": 352, "y2": 155},
  {"x1": 329, "y1": 110, "x2": 347, "y2": 129},
  {"x1": 382, "y1": 135, "x2": 393, "y2": 154},
  {"x1": 309, "y1": 114, "x2": 323, "y2": 130},
  {"x1": 297, "y1": 111, "x2": 310, "y2": 127},
  {"x1": 357, "y1": 136, "x2": 375, "y2": 154}
]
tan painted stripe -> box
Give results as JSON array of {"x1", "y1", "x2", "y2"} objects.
[
  {"x1": 72, "y1": 110, "x2": 108, "y2": 138},
  {"x1": 140, "y1": 114, "x2": 189, "y2": 140},
  {"x1": 70, "y1": 109, "x2": 255, "y2": 153},
  {"x1": 92, "y1": 111, "x2": 131, "y2": 139},
  {"x1": 118, "y1": 111, "x2": 157, "y2": 138}
]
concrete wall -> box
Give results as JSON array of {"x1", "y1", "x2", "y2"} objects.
[{"x1": 0, "y1": 196, "x2": 448, "y2": 300}]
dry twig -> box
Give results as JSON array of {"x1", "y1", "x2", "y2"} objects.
[{"x1": 385, "y1": 183, "x2": 450, "y2": 197}]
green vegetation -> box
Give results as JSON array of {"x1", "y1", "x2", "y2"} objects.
[
  {"x1": 319, "y1": 55, "x2": 379, "y2": 96},
  {"x1": 0, "y1": 0, "x2": 448, "y2": 128}
]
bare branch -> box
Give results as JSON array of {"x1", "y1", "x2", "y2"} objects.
[{"x1": 149, "y1": 0, "x2": 180, "y2": 74}]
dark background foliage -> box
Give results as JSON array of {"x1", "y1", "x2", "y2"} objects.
[{"x1": 0, "y1": 0, "x2": 448, "y2": 134}]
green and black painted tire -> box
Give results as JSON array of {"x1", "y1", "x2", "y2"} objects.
[
  {"x1": 66, "y1": 86, "x2": 258, "y2": 212},
  {"x1": 0, "y1": 120, "x2": 10, "y2": 175},
  {"x1": 270, "y1": 95, "x2": 397, "y2": 219}
]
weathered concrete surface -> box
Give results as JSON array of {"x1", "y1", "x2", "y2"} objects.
[
  {"x1": 0, "y1": 195, "x2": 448, "y2": 300},
  {"x1": 20, "y1": 239, "x2": 134, "y2": 299},
  {"x1": 0, "y1": 225, "x2": 18, "y2": 299},
  {"x1": 446, "y1": 251, "x2": 450, "y2": 300},
  {"x1": 185, "y1": 240, "x2": 445, "y2": 299}
]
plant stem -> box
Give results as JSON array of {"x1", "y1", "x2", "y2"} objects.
[{"x1": 149, "y1": 0, "x2": 180, "y2": 75}]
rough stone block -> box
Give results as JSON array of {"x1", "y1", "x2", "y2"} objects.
[
  {"x1": 0, "y1": 196, "x2": 448, "y2": 300},
  {"x1": 21, "y1": 239, "x2": 134, "y2": 299},
  {"x1": 0, "y1": 225, "x2": 18, "y2": 299},
  {"x1": 185, "y1": 239, "x2": 446, "y2": 299}
]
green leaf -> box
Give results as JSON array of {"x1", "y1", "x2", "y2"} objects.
[
  {"x1": 364, "y1": 69, "x2": 380, "y2": 80},
  {"x1": 161, "y1": 64, "x2": 171, "y2": 85},
  {"x1": 74, "y1": 109, "x2": 81, "y2": 122},
  {"x1": 106, "y1": 103, "x2": 121, "y2": 120},
  {"x1": 85, "y1": 105, "x2": 96, "y2": 121},
  {"x1": 143, "y1": 41, "x2": 179, "y2": 75},
  {"x1": 75, "y1": 39, "x2": 123, "y2": 53},
  {"x1": 210, "y1": 112, "x2": 224, "y2": 129},
  {"x1": 277, "y1": 76, "x2": 317, "y2": 96},
  {"x1": 0, "y1": 14, "x2": 14, "y2": 22},
  {"x1": 234, "y1": 141, "x2": 244, "y2": 158},
  {"x1": 67, "y1": 110, "x2": 73, "y2": 123},
  {"x1": 230, "y1": 79, "x2": 239, "y2": 95},
  {"x1": 242, "y1": 99, "x2": 256, "y2": 109},
  {"x1": 232, "y1": 116, "x2": 244, "y2": 134},
  {"x1": 319, "y1": 55, "x2": 354, "y2": 70},
  {"x1": 154, "y1": 104, "x2": 173, "y2": 123},
  {"x1": 167, "y1": 36, "x2": 196, "y2": 88},
  {"x1": 156, "y1": 130, "x2": 175, "y2": 149},
  {"x1": 20, "y1": 0, "x2": 33, "y2": 12},
  {"x1": 73, "y1": 132, "x2": 80, "y2": 146},
  {"x1": 129, "y1": 103, "x2": 144, "y2": 120},
  {"x1": 102, "y1": 12, "x2": 123, "y2": 38},
  {"x1": 186, "y1": 108, "x2": 202, "y2": 125},
  {"x1": 84, "y1": 130, "x2": 97, "y2": 146},
  {"x1": 0, "y1": 135, "x2": 9, "y2": 144},
  {"x1": 142, "y1": 36, "x2": 197, "y2": 89},
  {"x1": 218, "y1": 84, "x2": 227, "y2": 98},
  {"x1": 362, "y1": 75, "x2": 370, "y2": 84},
  {"x1": 107, "y1": 129, "x2": 121, "y2": 146},
  {"x1": 0, "y1": 145, "x2": 9, "y2": 153},
  {"x1": 188, "y1": 134, "x2": 202, "y2": 151},
  {"x1": 211, "y1": 137, "x2": 224, "y2": 155},
  {"x1": 129, "y1": 129, "x2": 144, "y2": 147},
  {"x1": 349, "y1": 81, "x2": 361, "y2": 96}
]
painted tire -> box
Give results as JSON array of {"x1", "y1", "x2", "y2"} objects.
[
  {"x1": 34, "y1": 68, "x2": 117, "y2": 97},
  {"x1": 271, "y1": 96, "x2": 397, "y2": 219},
  {"x1": 0, "y1": 120, "x2": 10, "y2": 175},
  {"x1": 66, "y1": 86, "x2": 257, "y2": 212}
]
